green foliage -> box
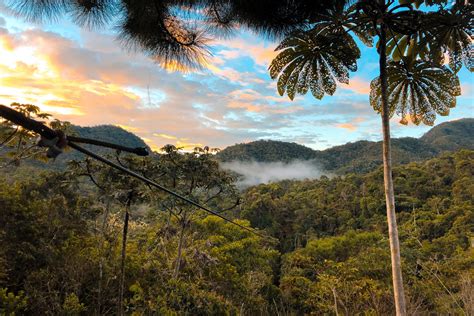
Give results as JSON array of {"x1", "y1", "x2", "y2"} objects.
[
  {"x1": 388, "y1": 4, "x2": 473, "y2": 74},
  {"x1": 239, "y1": 150, "x2": 474, "y2": 313},
  {"x1": 0, "y1": 103, "x2": 55, "y2": 166},
  {"x1": 268, "y1": 1, "x2": 470, "y2": 127},
  {"x1": 420, "y1": 118, "x2": 474, "y2": 152},
  {"x1": 0, "y1": 147, "x2": 474, "y2": 315},
  {"x1": 280, "y1": 231, "x2": 393, "y2": 314},
  {"x1": 62, "y1": 293, "x2": 87, "y2": 315},
  {"x1": 127, "y1": 216, "x2": 278, "y2": 315},
  {"x1": 216, "y1": 139, "x2": 318, "y2": 163},
  {"x1": 0, "y1": 288, "x2": 27, "y2": 315},
  {"x1": 0, "y1": 112, "x2": 472, "y2": 314}
]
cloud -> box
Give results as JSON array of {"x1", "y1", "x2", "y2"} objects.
[
  {"x1": 340, "y1": 77, "x2": 371, "y2": 95},
  {"x1": 335, "y1": 117, "x2": 366, "y2": 131},
  {"x1": 461, "y1": 83, "x2": 473, "y2": 98},
  {"x1": 0, "y1": 26, "x2": 289, "y2": 150},
  {"x1": 1, "y1": 13, "x2": 469, "y2": 153},
  {"x1": 336, "y1": 123, "x2": 358, "y2": 131},
  {"x1": 218, "y1": 37, "x2": 277, "y2": 67},
  {"x1": 18, "y1": 28, "x2": 367, "y2": 150},
  {"x1": 221, "y1": 160, "x2": 326, "y2": 188},
  {"x1": 153, "y1": 133, "x2": 177, "y2": 140},
  {"x1": 218, "y1": 50, "x2": 240, "y2": 59},
  {"x1": 116, "y1": 124, "x2": 140, "y2": 133}
]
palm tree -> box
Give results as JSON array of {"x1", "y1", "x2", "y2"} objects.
[{"x1": 268, "y1": 1, "x2": 470, "y2": 314}]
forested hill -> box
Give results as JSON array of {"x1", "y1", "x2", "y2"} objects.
[
  {"x1": 1, "y1": 125, "x2": 149, "y2": 171},
  {"x1": 217, "y1": 118, "x2": 474, "y2": 174},
  {"x1": 420, "y1": 118, "x2": 474, "y2": 151},
  {"x1": 70, "y1": 125, "x2": 148, "y2": 150},
  {"x1": 216, "y1": 139, "x2": 317, "y2": 163},
  {"x1": 65, "y1": 125, "x2": 149, "y2": 159}
]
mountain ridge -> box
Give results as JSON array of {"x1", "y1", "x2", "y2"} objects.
[
  {"x1": 2, "y1": 118, "x2": 472, "y2": 175},
  {"x1": 217, "y1": 118, "x2": 474, "y2": 174}
]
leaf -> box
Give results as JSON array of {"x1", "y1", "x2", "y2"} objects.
[
  {"x1": 422, "y1": 7, "x2": 473, "y2": 72},
  {"x1": 276, "y1": 56, "x2": 304, "y2": 96},
  {"x1": 270, "y1": 29, "x2": 360, "y2": 101},
  {"x1": 370, "y1": 60, "x2": 461, "y2": 126}
]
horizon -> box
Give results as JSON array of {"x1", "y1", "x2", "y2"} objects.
[
  {"x1": 0, "y1": 4, "x2": 472, "y2": 151},
  {"x1": 68, "y1": 113, "x2": 474, "y2": 152}
]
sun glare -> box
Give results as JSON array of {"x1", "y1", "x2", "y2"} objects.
[{"x1": 0, "y1": 37, "x2": 83, "y2": 116}]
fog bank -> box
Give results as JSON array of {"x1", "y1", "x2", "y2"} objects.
[{"x1": 221, "y1": 160, "x2": 326, "y2": 188}]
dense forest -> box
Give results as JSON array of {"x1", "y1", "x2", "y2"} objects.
[{"x1": 1, "y1": 141, "x2": 472, "y2": 314}]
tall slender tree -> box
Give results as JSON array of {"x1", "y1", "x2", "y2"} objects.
[{"x1": 267, "y1": 1, "x2": 470, "y2": 314}]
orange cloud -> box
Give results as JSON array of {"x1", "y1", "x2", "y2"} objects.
[
  {"x1": 153, "y1": 133, "x2": 177, "y2": 140},
  {"x1": 340, "y1": 77, "x2": 371, "y2": 95},
  {"x1": 0, "y1": 28, "x2": 144, "y2": 120},
  {"x1": 335, "y1": 117, "x2": 365, "y2": 131},
  {"x1": 220, "y1": 38, "x2": 277, "y2": 66},
  {"x1": 0, "y1": 23, "x2": 372, "y2": 152},
  {"x1": 228, "y1": 100, "x2": 302, "y2": 114},
  {"x1": 116, "y1": 124, "x2": 140, "y2": 132},
  {"x1": 336, "y1": 123, "x2": 357, "y2": 131}
]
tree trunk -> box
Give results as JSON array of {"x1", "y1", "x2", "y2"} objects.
[
  {"x1": 118, "y1": 197, "x2": 131, "y2": 316},
  {"x1": 98, "y1": 198, "x2": 111, "y2": 314},
  {"x1": 379, "y1": 24, "x2": 407, "y2": 316},
  {"x1": 174, "y1": 214, "x2": 187, "y2": 278},
  {"x1": 331, "y1": 287, "x2": 339, "y2": 316}
]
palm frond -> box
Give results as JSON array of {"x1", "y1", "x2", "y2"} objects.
[
  {"x1": 269, "y1": 29, "x2": 360, "y2": 101},
  {"x1": 370, "y1": 60, "x2": 461, "y2": 126},
  {"x1": 428, "y1": 5, "x2": 473, "y2": 73},
  {"x1": 387, "y1": 6, "x2": 474, "y2": 73}
]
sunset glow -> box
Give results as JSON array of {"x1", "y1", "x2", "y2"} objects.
[{"x1": 0, "y1": 8, "x2": 472, "y2": 151}]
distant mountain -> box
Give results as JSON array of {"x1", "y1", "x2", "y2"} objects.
[
  {"x1": 1, "y1": 125, "x2": 149, "y2": 171},
  {"x1": 216, "y1": 139, "x2": 317, "y2": 163},
  {"x1": 55, "y1": 125, "x2": 149, "y2": 167},
  {"x1": 420, "y1": 118, "x2": 474, "y2": 152},
  {"x1": 71, "y1": 125, "x2": 148, "y2": 150},
  {"x1": 217, "y1": 118, "x2": 474, "y2": 174},
  {"x1": 3, "y1": 119, "x2": 473, "y2": 175}
]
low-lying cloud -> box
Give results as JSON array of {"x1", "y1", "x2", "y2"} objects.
[{"x1": 221, "y1": 160, "x2": 326, "y2": 188}]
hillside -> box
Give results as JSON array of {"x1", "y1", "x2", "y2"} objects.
[
  {"x1": 49, "y1": 125, "x2": 149, "y2": 170},
  {"x1": 3, "y1": 118, "x2": 472, "y2": 175},
  {"x1": 216, "y1": 139, "x2": 317, "y2": 163},
  {"x1": 420, "y1": 118, "x2": 474, "y2": 151},
  {"x1": 217, "y1": 118, "x2": 474, "y2": 174},
  {"x1": 1, "y1": 124, "x2": 149, "y2": 172},
  {"x1": 57, "y1": 125, "x2": 149, "y2": 162},
  {"x1": 70, "y1": 125, "x2": 148, "y2": 150},
  {"x1": 238, "y1": 150, "x2": 473, "y2": 313}
]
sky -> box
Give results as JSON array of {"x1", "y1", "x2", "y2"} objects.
[{"x1": 0, "y1": 3, "x2": 472, "y2": 151}]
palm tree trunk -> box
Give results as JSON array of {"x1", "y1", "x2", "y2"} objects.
[{"x1": 379, "y1": 23, "x2": 407, "y2": 316}]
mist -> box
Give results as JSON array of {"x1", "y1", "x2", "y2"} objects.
[{"x1": 221, "y1": 160, "x2": 326, "y2": 188}]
